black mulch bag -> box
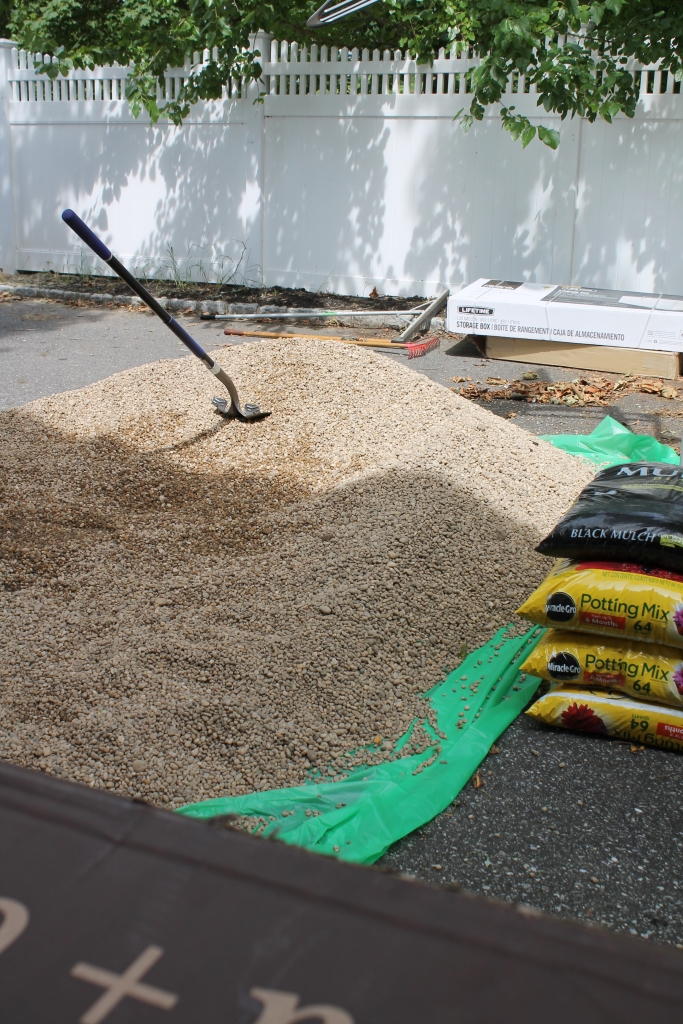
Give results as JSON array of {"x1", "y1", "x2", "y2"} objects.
[{"x1": 537, "y1": 462, "x2": 683, "y2": 571}]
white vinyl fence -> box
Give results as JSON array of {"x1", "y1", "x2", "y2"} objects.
[{"x1": 1, "y1": 34, "x2": 682, "y2": 297}]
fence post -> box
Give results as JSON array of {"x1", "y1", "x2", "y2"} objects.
[
  {"x1": 250, "y1": 29, "x2": 273, "y2": 93},
  {"x1": 247, "y1": 31, "x2": 272, "y2": 287},
  {"x1": 0, "y1": 39, "x2": 17, "y2": 275}
]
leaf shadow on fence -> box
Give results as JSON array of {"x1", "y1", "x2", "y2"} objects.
[
  {"x1": 402, "y1": 115, "x2": 581, "y2": 291},
  {"x1": 261, "y1": 111, "x2": 392, "y2": 295},
  {"x1": 8, "y1": 84, "x2": 683, "y2": 294},
  {"x1": 571, "y1": 115, "x2": 683, "y2": 294},
  {"x1": 12, "y1": 104, "x2": 263, "y2": 285},
  {"x1": 259, "y1": 109, "x2": 588, "y2": 295}
]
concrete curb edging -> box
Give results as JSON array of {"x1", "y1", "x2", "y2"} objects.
[{"x1": 0, "y1": 284, "x2": 446, "y2": 332}]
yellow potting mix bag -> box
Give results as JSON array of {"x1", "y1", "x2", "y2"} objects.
[
  {"x1": 527, "y1": 687, "x2": 683, "y2": 752},
  {"x1": 521, "y1": 629, "x2": 683, "y2": 708},
  {"x1": 518, "y1": 559, "x2": 683, "y2": 648}
]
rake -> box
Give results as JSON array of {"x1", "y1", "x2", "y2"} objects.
[{"x1": 61, "y1": 210, "x2": 270, "y2": 423}]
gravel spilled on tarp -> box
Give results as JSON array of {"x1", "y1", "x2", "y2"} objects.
[{"x1": 0, "y1": 339, "x2": 593, "y2": 807}]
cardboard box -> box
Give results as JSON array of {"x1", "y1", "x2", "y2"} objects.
[
  {"x1": 447, "y1": 279, "x2": 683, "y2": 354},
  {"x1": 484, "y1": 336, "x2": 681, "y2": 379}
]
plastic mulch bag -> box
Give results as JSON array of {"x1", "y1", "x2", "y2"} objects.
[
  {"x1": 177, "y1": 626, "x2": 544, "y2": 864},
  {"x1": 527, "y1": 686, "x2": 683, "y2": 752},
  {"x1": 540, "y1": 415, "x2": 679, "y2": 469},
  {"x1": 521, "y1": 629, "x2": 683, "y2": 708},
  {"x1": 536, "y1": 461, "x2": 683, "y2": 571}
]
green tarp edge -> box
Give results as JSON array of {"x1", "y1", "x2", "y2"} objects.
[
  {"x1": 178, "y1": 626, "x2": 545, "y2": 865},
  {"x1": 540, "y1": 414, "x2": 680, "y2": 468}
]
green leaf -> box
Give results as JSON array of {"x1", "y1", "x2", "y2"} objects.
[
  {"x1": 520, "y1": 122, "x2": 537, "y2": 147},
  {"x1": 35, "y1": 57, "x2": 59, "y2": 79},
  {"x1": 538, "y1": 125, "x2": 561, "y2": 149},
  {"x1": 589, "y1": 3, "x2": 605, "y2": 26}
]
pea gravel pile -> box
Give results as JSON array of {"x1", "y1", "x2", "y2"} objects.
[{"x1": 0, "y1": 338, "x2": 593, "y2": 807}]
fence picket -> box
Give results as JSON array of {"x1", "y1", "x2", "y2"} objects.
[
  {"x1": 269, "y1": 38, "x2": 277, "y2": 95},
  {"x1": 279, "y1": 39, "x2": 287, "y2": 96},
  {"x1": 331, "y1": 47, "x2": 338, "y2": 96},
  {"x1": 310, "y1": 43, "x2": 318, "y2": 97},
  {"x1": 371, "y1": 49, "x2": 379, "y2": 95}
]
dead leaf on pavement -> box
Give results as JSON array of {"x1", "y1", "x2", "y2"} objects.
[{"x1": 458, "y1": 374, "x2": 682, "y2": 407}]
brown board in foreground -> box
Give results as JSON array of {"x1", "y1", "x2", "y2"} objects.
[
  {"x1": 1, "y1": 761, "x2": 683, "y2": 1022},
  {"x1": 486, "y1": 335, "x2": 681, "y2": 379}
]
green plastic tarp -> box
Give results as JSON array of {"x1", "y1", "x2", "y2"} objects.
[
  {"x1": 178, "y1": 626, "x2": 545, "y2": 864},
  {"x1": 540, "y1": 414, "x2": 680, "y2": 468}
]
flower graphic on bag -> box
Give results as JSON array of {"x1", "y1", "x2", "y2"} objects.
[
  {"x1": 674, "y1": 666, "x2": 683, "y2": 695},
  {"x1": 673, "y1": 607, "x2": 683, "y2": 637},
  {"x1": 560, "y1": 702, "x2": 607, "y2": 734}
]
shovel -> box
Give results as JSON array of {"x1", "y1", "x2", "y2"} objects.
[{"x1": 61, "y1": 210, "x2": 270, "y2": 422}]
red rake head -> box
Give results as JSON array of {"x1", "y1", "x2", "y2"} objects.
[{"x1": 405, "y1": 334, "x2": 440, "y2": 359}]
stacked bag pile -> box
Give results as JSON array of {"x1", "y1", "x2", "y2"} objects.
[{"x1": 516, "y1": 460, "x2": 683, "y2": 752}]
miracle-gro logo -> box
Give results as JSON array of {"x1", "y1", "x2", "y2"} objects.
[
  {"x1": 547, "y1": 652, "x2": 581, "y2": 680},
  {"x1": 545, "y1": 592, "x2": 577, "y2": 623}
]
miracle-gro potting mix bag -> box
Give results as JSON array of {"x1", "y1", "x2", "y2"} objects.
[
  {"x1": 527, "y1": 687, "x2": 683, "y2": 753},
  {"x1": 536, "y1": 462, "x2": 683, "y2": 572},
  {"x1": 517, "y1": 559, "x2": 683, "y2": 648},
  {"x1": 521, "y1": 629, "x2": 683, "y2": 709}
]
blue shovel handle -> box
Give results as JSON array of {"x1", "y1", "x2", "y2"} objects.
[
  {"x1": 60, "y1": 210, "x2": 270, "y2": 422},
  {"x1": 61, "y1": 209, "x2": 211, "y2": 363},
  {"x1": 61, "y1": 209, "x2": 112, "y2": 262}
]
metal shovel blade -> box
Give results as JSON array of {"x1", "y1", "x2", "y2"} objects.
[{"x1": 212, "y1": 397, "x2": 271, "y2": 422}]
